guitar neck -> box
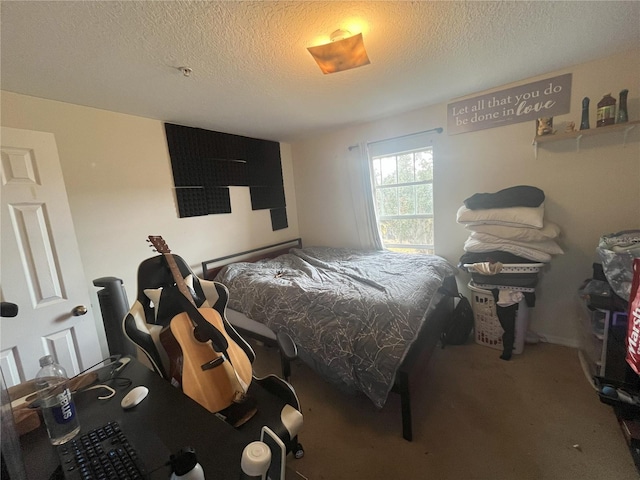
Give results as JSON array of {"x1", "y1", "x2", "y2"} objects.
[
  {"x1": 163, "y1": 253, "x2": 196, "y2": 307},
  {"x1": 147, "y1": 236, "x2": 196, "y2": 308}
]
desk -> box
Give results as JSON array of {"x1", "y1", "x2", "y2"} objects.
[{"x1": 20, "y1": 357, "x2": 255, "y2": 479}]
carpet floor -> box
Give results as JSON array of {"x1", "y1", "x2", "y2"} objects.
[{"x1": 250, "y1": 339, "x2": 639, "y2": 480}]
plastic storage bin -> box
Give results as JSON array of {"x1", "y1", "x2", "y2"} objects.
[
  {"x1": 468, "y1": 282, "x2": 530, "y2": 354},
  {"x1": 463, "y1": 263, "x2": 545, "y2": 274},
  {"x1": 463, "y1": 263, "x2": 544, "y2": 293}
]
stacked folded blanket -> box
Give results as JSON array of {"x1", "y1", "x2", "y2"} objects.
[
  {"x1": 457, "y1": 185, "x2": 563, "y2": 265},
  {"x1": 456, "y1": 186, "x2": 563, "y2": 359}
]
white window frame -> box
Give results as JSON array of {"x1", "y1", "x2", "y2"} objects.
[{"x1": 368, "y1": 134, "x2": 436, "y2": 254}]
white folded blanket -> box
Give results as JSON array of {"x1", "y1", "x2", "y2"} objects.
[
  {"x1": 469, "y1": 232, "x2": 564, "y2": 255},
  {"x1": 465, "y1": 221, "x2": 561, "y2": 242},
  {"x1": 457, "y1": 204, "x2": 545, "y2": 228},
  {"x1": 464, "y1": 236, "x2": 552, "y2": 262}
]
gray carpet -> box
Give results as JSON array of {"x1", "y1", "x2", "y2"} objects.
[{"x1": 250, "y1": 339, "x2": 639, "y2": 480}]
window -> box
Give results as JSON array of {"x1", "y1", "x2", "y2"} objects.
[{"x1": 370, "y1": 146, "x2": 434, "y2": 254}]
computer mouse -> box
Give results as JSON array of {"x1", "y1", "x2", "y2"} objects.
[{"x1": 121, "y1": 386, "x2": 149, "y2": 409}]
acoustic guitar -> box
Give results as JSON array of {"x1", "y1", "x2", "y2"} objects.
[{"x1": 147, "y1": 236, "x2": 253, "y2": 415}]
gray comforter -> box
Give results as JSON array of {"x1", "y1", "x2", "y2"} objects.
[{"x1": 215, "y1": 247, "x2": 457, "y2": 408}]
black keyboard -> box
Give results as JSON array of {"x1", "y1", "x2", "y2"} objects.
[{"x1": 57, "y1": 421, "x2": 149, "y2": 480}]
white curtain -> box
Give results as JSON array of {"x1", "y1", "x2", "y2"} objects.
[
  {"x1": 347, "y1": 129, "x2": 442, "y2": 251},
  {"x1": 347, "y1": 142, "x2": 384, "y2": 250}
]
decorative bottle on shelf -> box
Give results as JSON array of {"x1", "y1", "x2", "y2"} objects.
[
  {"x1": 617, "y1": 89, "x2": 629, "y2": 124},
  {"x1": 35, "y1": 355, "x2": 80, "y2": 445},
  {"x1": 580, "y1": 97, "x2": 590, "y2": 130},
  {"x1": 596, "y1": 93, "x2": 616, "y2": 127}
]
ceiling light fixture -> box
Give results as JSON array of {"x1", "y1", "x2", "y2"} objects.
[{"x1": 307, "y1": 29, "x2": 370, "y2": 74}]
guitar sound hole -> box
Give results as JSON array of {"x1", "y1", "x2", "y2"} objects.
[{"x1": 194, "y1": 327, "x2": 210, "y2": 343}]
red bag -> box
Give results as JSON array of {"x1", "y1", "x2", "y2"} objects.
[{"x1": 626, "y1": 258, "x2": 640, "y2": 375}]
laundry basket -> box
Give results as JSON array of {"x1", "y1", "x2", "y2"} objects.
[{"x1": 468, "y1": 282, "x2": 529, "y2": 354}]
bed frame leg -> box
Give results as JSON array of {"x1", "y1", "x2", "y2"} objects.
[{"x1": 397, "y1": 371, "x2": 412, "y2": 441}]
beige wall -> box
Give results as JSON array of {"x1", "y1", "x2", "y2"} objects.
[
  {"x1": 0, "y1": 93, "x2": 299, "y2": 355},
  {"x1": 2, "y1": 49, "x2": 638, "y2": 353},
  {"x1": 290, "y1": 48, "x2": 640, "y2": 347}
]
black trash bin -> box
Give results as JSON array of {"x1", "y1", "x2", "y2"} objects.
[{"x1": 93, "y1": 276, "x2": 137, "y2": 357}]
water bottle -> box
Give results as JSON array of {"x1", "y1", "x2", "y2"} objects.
[
  {"x1": 170, "y1": 447, "x2": 205, "y2": 480},
  {"x1": 35, "y1": 355, "x2": 80, "y2": 445}
]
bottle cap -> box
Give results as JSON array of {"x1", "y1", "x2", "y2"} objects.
[
  {"x1": 170, "y1": 446, "x2": 198, "y2": 476},
  {"x1": 39, "y1": 355, "x2": 54, "y2": 367},
  {"x1": 241, "y1": 441, "x2": 271, "y2": 476}
]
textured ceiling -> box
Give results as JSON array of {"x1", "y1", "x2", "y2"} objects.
[{"x1": 2, "y1": 1, "x2": 639, "y2": 142}]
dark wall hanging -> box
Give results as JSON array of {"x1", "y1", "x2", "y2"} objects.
[{"x1": 165, "y1": 123, "x2": 287, "y2": 231}]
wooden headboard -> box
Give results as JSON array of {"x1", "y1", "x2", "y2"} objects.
[{"x1": 202, "y1": 238, "x2": 302, "y2": 280}]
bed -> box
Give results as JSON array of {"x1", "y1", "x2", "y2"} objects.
[{"x1": 202, "y1": 239, "x2": 458, "y2": 440}]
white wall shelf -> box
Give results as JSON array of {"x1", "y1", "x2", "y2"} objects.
[{"x1": 533, "y1": 120, "x2": 639, "y2": 157}]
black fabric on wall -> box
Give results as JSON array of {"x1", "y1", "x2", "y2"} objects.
[
  {"x1": 270, "y1": 208, "x2": 288, "y2": 231},
  {"x1": 165, "y1": 123, "x2": 286, "y2": 230},
  {"x1": 250, "y1": 186, "x2": 286, "y2": 210}
]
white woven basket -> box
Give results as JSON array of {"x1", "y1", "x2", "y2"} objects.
[{"x1": 468, "y1": 282, "x2": 529, "y2": 354}]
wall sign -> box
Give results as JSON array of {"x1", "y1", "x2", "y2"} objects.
[{"x1": 447, "y1": 73, "x2": 572, "y2": 135}]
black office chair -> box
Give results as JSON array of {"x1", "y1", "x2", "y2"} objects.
[{"x1": 123, "y1": 254, "x2": 304, "y2": 460}]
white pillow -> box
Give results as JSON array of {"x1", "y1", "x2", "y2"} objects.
[
  {"x1": 470, "y1": 232, "x2": 564, "y2": 255},
  {"x1": 465, "y1": 221, "x2": 561, "y2": 241},
  {"x1": 464, "y1": 236, "x2": 552, "y2": 262},
  {"x1": 457, "y1": 204, "x2": 545, "y2": 228},
  {"x1": 143, "y1": 274, "x2": 202, "y2": 321}
]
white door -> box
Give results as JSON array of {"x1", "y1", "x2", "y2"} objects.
[{"x1": 0, "y1": 126, "x2": 103, "y2": 387}]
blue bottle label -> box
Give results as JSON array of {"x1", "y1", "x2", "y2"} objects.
[{"x1": 52, "y1": 388, "x2": 76, "y2": 424}]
